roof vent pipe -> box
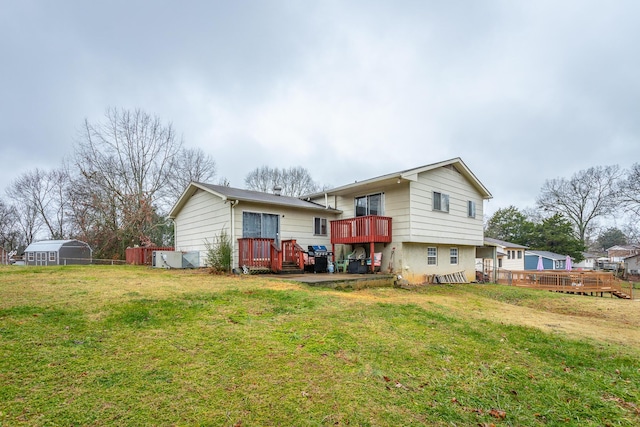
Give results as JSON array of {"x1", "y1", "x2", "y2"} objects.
[{"x1": 273, "y1": 186, "x2": 282, "y2": 196}]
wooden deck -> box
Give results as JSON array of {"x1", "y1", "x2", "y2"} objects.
[
  {"x1": 330, "y1": 216, "x2": 392, "y2": 244},
  {"x1": 494, "y1": 270, "x2": 633, "y2": 299}
]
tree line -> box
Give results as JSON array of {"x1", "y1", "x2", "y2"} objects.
[
  {"x1": 486, "y1": 164, "x2": 640, "y2": 260},
  {"x1": 0, "y1": 108, "x2": 322, "y2": 260},
  {"x1": 3, "y1": 107, "x2": 636, "y2": 262}
]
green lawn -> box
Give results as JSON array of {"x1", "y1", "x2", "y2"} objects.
[{"x1": 1, "y1": 265, "x2": 638, "y2": 426}]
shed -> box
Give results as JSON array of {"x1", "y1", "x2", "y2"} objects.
[{"x1": 23, "y1": 240, "x2": 92, "y2": 266}]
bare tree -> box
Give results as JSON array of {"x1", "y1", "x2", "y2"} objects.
[
  {"x1": 0, "y1": 198, "x2": 22, "y2": 251},
  {"x1": 620, "y1": 163, "x2": 640, "y2": 217},
  {"x1": 71, "y1": 108, "x2": 183, "y2": 257},
  {"x1": 536, "y1": 165, "x2": 622, "y2": 244},
  {"x1": 245, "y1": 166, "x2": 320, "y2": 197},
  {"x1": 164, "y1": 147, "x2": 218, "y2": 202},
  {"x1": 5, "y1": 179, "x2": 42, "y2": 246},
  {"x1": 8, "y1": 167, "x2": 72, "y2": 240}
]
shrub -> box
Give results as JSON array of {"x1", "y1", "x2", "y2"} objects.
[{"x1": 204, "y1": 229, "x2": 232, "y2": 273}]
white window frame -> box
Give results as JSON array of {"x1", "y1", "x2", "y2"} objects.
[
  {"x1": 468, "y1": 200, "x2": 476, "y2": 218},
  {"x1": 314, "y1": 217, "x2": 327, "y2": 236},
  {"x1": 433, "y1": 192, "x2": 450, "y2": 213},
  {"x1": 427, "y1": 247, "x2": 437, "y2": 265},
  {"x1": 450, "y1": 248, "x2": 458, "y2": 265},
  {"x1": 28, "y1": 252, "x2": 34, "y2": 262},
  {"x1": 49, "y1": 252, "x2": 56, "y2": 262}
]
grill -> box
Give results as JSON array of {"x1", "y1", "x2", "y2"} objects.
[{"x1": 307, "y1": 245, "x2": 333, "y2": 273}]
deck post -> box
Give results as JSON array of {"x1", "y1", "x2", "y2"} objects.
[{"x1": 369, "y1": 241, "x2": 375, "y2": 272}]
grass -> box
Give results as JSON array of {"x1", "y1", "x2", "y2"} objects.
[{"x1": 1, "y1": 265, "x2": 639, "y2": 426}]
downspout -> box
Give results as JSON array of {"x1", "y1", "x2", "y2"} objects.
[
  {"x1": 325, "y1": 193, "x2": 328, "y2": 209},
  {"x1": 493, "y1": 246, "x2": 498, "y2": 283},
  {"x1": 230, "y1": 200, "x2": 239, "y2": 269}
]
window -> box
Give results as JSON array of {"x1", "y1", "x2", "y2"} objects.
[
  {"x1": 498, "y1": 258, "x2": 503, "y2": 268},
  {"x1": 433, "y1": 192, "x2": 450, "y2": 212},
  {"x1": 28, "y1": 252, "x2": 34, "y2": 261},
  {"x1": 355, "y1": 193, "x2": 383, "y2": 217},
  {"x1": 314, "y1": 217, "x2": 327, "y2": 236},
  {"x1": 507, "y1": 251, "x2": 511, "y2": 260},
  {"x1": 49, "y1": 252, "x2": 56, "y2": 262},
  {"x1": 468, "y1": 200, "x2": 476, "y2": 218},
  {"x1": 450, "y1": 248, "x2": 458, "y2": 265},
  {"x1": 427, "y1": 247, "x2": 437, "y2": 265},
  {"x1": 517, "y1": 250, "x2": 522, "y2": 259},
  {"x1": 242, "y1": 212, "x2": 279, "y2": 240}
]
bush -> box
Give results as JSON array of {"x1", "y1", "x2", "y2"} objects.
[{"x1": 204, "y1": 229, "x2": 232, "y2": 273}]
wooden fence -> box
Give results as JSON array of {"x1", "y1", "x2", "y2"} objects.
[{"x1": 125, "y1": 246, "x2": 174, "y2": 265}]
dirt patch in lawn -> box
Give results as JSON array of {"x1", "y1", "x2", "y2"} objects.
[{"x1": 328, "y1": 285, "x2": 640, "y2": 349}]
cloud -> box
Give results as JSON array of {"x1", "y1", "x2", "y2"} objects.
[{"x1": 1, "y1": 0, "x2": 639, "y2": 221}]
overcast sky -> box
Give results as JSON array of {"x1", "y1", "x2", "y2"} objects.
[{"x1": 2, "y1": 0, "x2": 639, "y2": 219}]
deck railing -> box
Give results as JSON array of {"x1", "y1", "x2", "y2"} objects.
[
  {"x1": 282, "y1": 239, "x2": 305, "y2": 270},
  {"x1": 237, "y1": 238, "x2": 305, "y2": 272},
  {"x1": 493, "y1": 270, "x2": 632, "y2": 298},
  {"x1": 238, "y1": 238, "x2": 273, "y2": 269},
  {"x1": 330, "y1": 215, "x2": 392, "y2": 244}
]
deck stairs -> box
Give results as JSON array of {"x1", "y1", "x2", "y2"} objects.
[
  {"x1": 612, "y1": 289, "x2": 632, "y2": 299},
  {"x1": 279, "y1": 261, "x2": 304, "y2": 275}
]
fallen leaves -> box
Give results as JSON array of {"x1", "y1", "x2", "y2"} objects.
[{"x1": 489, "y1": 408, "x2": 506, "y2": 419}]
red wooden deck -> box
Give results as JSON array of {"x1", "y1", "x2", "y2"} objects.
[
  {"x1": 237, "y1": 238, "x2": 304, "y2": 273},
  {"x1": 330, "y1": 216, "x2": 392, "y2": 245}
]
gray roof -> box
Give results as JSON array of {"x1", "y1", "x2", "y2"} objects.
[
  {"x1": 24, "y1": 239, "x2": 90, "y2": 252},
  {"x1": 525, "y1": 250, "x2": 567, "y2": 260},
  {"x1": 484, "y1": 237, "x2": 528, "y2": 249},
  {"x1": 169, "y1": 182, "x2": 341, "y2": 218}
]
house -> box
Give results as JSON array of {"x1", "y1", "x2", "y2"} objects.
[
  {"x1": 169, "y1": 157, "x2": 492, "y2": 283},
  {"x1": 480, "y1": 238, "x2": 527, "y2": 271},
  {"x1": 606, "y1": 245, "x2": 640, "y2": 262},
  {"x1": 624, "y1": 253, "x2": 640, "y2": 276},
  {"x1": 169, "y1": 183, "x2": 341, "y2": 272},
  {"x1": 573, "y1": 252, "x2": 599, "y2": 270},
  {"x1": 23, "y1": 240, "x2": 92, "y2": 266},
  {"x1": 524, "y1": 250, "x2": 568, "y2": 270}
]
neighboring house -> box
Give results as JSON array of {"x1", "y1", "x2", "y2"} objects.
[
  {"x1": 606, "y1": 245, "x2": 640, "y2": 262},
  {"x1": 169, "y1": 157, "x2": 492, "y2": 283},
  {"x1": 482, "y1": 238, "x2": 527, "y2": 271},
  {"x1": 23, "y1": 240, "x2": 92, "y2": 266},
  {"x1": 524, "y1": 250, "x2": 568, "y2": 270},
  {"x1": 573, "y1": 252, "x2": 599, "y2": 270},
  {"x1": 624, "y1": 254, "x2": 640, "y2": 276}
]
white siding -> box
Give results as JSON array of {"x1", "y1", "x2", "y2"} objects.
[
  {"x1": 174, "y1": 189, "x2": 231, "y2": 265},
  {"x1": 174, "y1": 188, "x2": 340, "y2": 268},
  {"x1": 409, "y1": 166, "x2": 484, "y2": 246},
  {"x1": 501, "y1": 248, "x2": 525, "y2": 270},
  {"x1": 399, "y1": 242, "x2": 477, "y2": 283}
]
